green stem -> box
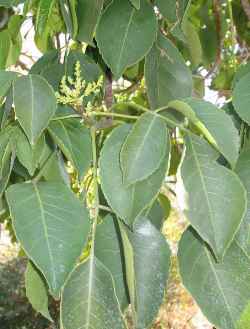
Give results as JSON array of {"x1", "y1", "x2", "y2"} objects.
[
  {"x1": 134, "y1": 105, "x2": 191, "y2": 134},
  {"x1": 90, "y1": 127, "x2": 99, "y2": 254},
  {"x1": 110, "y1": 101, "x2": 190, "y2": 133},
  {"x1": 91, "y1": 111, "x2": 138, "y2": 121},
  {"x1": 98, "y1": 205, "x2": 114, "y2": 213}
]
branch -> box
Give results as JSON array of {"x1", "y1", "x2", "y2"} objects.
[
  {"x1": 241, "y1": 0, "x2": 250, "y2": 21},
  {"x1": 104, "y1": 69, "x2": 113, "y2": 108}
]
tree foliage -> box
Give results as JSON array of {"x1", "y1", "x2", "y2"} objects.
[{"x1": 0, "y1": 0, "x2": 250, "y2": 328}]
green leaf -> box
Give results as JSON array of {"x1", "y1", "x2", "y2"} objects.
[
  {"x1": 53, "y1": 105, "x2": 77, "y2": 120},
  {"x1": 59, "y1": 0, "x2": 78, "y2": 38},
  {"x1": 95, "y1": 214, "x2": 129, "y2": 309},
  {"x1": 120, "y1": 112, "x2": 167, "y2": 185},
  {"x1": 41, "y1": 149, "x2": 70, "y2": 185},
  {"x1": 96, "y1": 0, "x2": 157, "y2": 78},
  {"x1": 15, "y1": 127, "x2": 45, "y2": 176},
  {"x1": 5, "y1": 15, "x2": 22, "y2": 67},
  {"x1": 233, "y1": 71, "x2": 250, "y2": 125},
  {"x1": 237, "y1": 302, "x2": 250, "y2": 329},
  {"x1": 142, "y1": 197, "x2": 169, "y2": 231},
  {"x1": 6, "y1": 182, "x2": 91, "y2": 298},
  {"x1": 129, "y1": 0, "x2": 140, "y2": 9},
  {"x1": 99, "y1": 124, "x2": 169, "y2": 225},
  {"x1": 232, "y1": 62, "x2": 250, "y2": 88},
  {"x1": 178, "y1": 228, "x2": 250, "y2": 329},
  {"x1": 182, "y1": 20, "x2": 202, "y2": 68},
  {"x1": 30, "y1": 50, "x2": 59, "y2": 74},
  {"x1": 0, "y1": 126, "x2": 15, "y2": 195},
  {"x1": 0, "y1": 0, "x2": 23, "y2": 7},
  {"x1": 179, "y1": 134, "x2": 246, "y2": 259},
  {"x1": 0, "y1": 30, "x2": 11, "y2": 69},
  {"x1": 120, "y1": 218, "x2": 171, "y2": 328},
  {"x1": 0, "y1": 70, "x2": 17, "y2": 100},
  {"x1": 155, "y1": 0, "x2": 190, "y2": 24},
  {"x1": 61, "y1": 256, "x2": 125, "y2": 329},
  {"x1": 30, "y1": 50, "x2": 65, "y2": 91},
  {"x1": 25, "y1": 262, "x2": 53, "y2": 322},
  {"x1": 169, "y1": 98, "x2": 240, "y2": 168},
  {"x1": 36, "y1": 0, "x2": 57, "y2": 35},
  {"x1": 13, "y1": 75, "x2": 57, "y2": 145},
  {"x1": 48, "y1": 119, "x2": 92, "y2": 180},
  {"x1": 145, "y1": 33, "x2": 193, "y2": 109},
  {"x1": 235, "y1": 145, "x2": 250, "y2": 255},
  {"x1": 76, "y1": 0, "x2": 104, "y2": 45}
]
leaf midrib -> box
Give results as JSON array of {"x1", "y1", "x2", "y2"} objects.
[
  {"x1": 205, "y1": 248, "x2": 235, "y2": 328},
  {"x1": 116, "y1": 8, "x2": 135, "y2": 75},
  {"x1": 33, "y1": 183, "x2": 57, "y2": 291},
  {"x1": 123, "y1": 114, "x2": 158, "y2": 183},
  {"x1": 189, "y1": 137, "x2": 217, "y2": 253},
  {"x1": 29, "y1": 75, "x2": 35, "y2": 144}
]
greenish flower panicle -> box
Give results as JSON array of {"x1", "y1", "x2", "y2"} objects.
[{"x1": 56, "y1": 61, "x2": 103, "y2": 111}]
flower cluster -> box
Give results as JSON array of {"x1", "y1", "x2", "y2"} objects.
[{"x1": 56, "y1": 61, "x2": 103, "y2": 110}]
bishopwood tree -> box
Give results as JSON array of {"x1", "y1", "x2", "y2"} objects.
[{"x1": 1, "y1": 0, "x2": 250, "y2": 328}]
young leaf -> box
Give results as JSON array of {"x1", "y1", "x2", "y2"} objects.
[
  {"x1": 120, "y1": 112, "x2": 167, "y2": 185},
  {"x1": 35, "y1": 0, "x2": 57, "y2": 35},
  {"x1": 76, "y1": 0, "x2": 104, "y2": 45},
  {"x1": 0, "y1": 70, "x2": 17, "y2": 100},
  {"x1": 120, "y1": 218, "x2": 171, "y2": 328},
  {"x1": 145, "y1": 33, "x2": 192, "y2": 109},
  {"x1": 6, "y1": 182, "x2": 91, "y2": 298},
  {"x1": 99, "y1": 124, "x2": 170, "y2": 225},
  {"x1": 95, "y1": 214, "x2": 129, "y2": 309},
  {"x1": 59, "y1": 0, "x2": 78, "y2": 39},
  {"x1": 235, "y1": 145, "x2": 250, "y2": 255},
  {"x1": 179, "y1": 134, "x2": 246, "y2": 259},
  {"x1": 48, "y1": 119, "x2": 92, "y2": 180},
  {"x1": 96, "y1": 0, "x2": 157, "y2": 78},
  {"x1": 169, "y1": 98, "x2": 240, "y2": 168},
  {"x1": 61, "y1": 256, "x2": 125, "y2": 329},
  {"x1": 13, "y1": 75, "x2": 57, "y2": 145},
  {"x1": 178, "y1": 228, "x2": 250, "y2": 329},
  {"x1": 25, "y1": 262, "x2": 53, "y2": 322},
  {"x1": 232, "y1": 71, "x2": 250, "y2": 125}
]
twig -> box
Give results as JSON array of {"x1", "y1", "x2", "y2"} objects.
[
  {"x1": 16, "y1": 60, "x2": 29, "y2": 72},
  {"x1": 105, "y1": 69, "x2": 113, "y2": 108}
]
